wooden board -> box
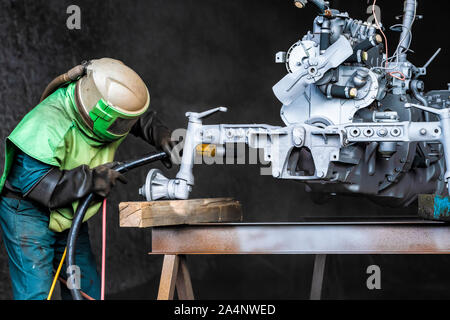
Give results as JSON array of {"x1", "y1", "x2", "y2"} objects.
[{"x1": 119, "y1": 198, "x2": 242, "y2": 228}]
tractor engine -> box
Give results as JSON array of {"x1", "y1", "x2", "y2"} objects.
[
  {"x1": 140, "y1": 0, "x2": 450, "y2": 209},
  {"x1": 273, "y1": 0, "x2": 447, "y2": 206}
]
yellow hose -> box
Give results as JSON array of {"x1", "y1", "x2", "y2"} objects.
[{"x1": 47, "y1": 247, "x2": 67, "y2": 300}]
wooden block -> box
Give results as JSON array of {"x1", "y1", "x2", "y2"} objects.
[{"x1": 119, "y1": 198, "x2": 242, "y2": 228}]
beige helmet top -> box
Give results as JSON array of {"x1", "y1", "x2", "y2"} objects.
[
  {"x1": 77, "y1": 58, "x2": 150, "y2": 116},
  {"x1": 75, "y1": 58, "x2": 150, "y2": 140}
]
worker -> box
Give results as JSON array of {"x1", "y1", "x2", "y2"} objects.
[{"x1": 0, "y1": 58, "x2": 175, "y2": 300}]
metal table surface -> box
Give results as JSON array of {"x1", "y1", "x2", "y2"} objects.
[{"x1": 151, "y1": 219, "x2": 450, "y2": 254}]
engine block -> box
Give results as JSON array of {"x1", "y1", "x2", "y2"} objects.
[{"x1": 141, "y1": 0, "x2": 450, "y2": 209}]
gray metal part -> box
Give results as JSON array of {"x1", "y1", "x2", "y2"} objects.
[
  {"x1": 142, "y1": 0, "x2": 449, "y2": 208},
  {"x1": 140, "y1": 169, "x2": 191, "y2": 201},
  {"x1": 272, "y1": 36, "x2": 354, "y2": 106},
  {"x1": 398, "y1": 0, "x2": 416, "y2": 61},
  {"x1": 426, "y1": 90, "x2": 450, "y2": 110},
  {"x1": 280, "y1": 66, "x2": 379, "y2": 126},
  {"x1": 144, "y1": 110, "x2": 447, "y2": 204}
]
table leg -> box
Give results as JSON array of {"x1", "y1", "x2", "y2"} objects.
[
  {"x1": 176, "y1": 255, "x2": 195, "y2": 300},
  {"x1": 310, "y1": 254, "x2": 327, "y2": 300},
  {"x1": 157, "y1": 255, "x2": 180, "y2": 300}
]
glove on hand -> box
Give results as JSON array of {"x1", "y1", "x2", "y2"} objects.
[
  {"x1": 25, "y1": 162, "x2": 127, "y2": 209},
  {"x1": 151, "y1": 125, "x2": 177, "y2": 169},
  {"x1": 129, "y1": 110, "x2": 177, "y2": 169},
  {"x1": 91, "y1": 162, "x2": 128, "y2": 198}
]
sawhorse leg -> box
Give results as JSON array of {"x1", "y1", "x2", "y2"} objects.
[
  {"x1": 157, "y1": 255, "x2": 195, "y2": 300},
  {"x1": 310, "y1": 254, "x2": 327, "y2": 300}
]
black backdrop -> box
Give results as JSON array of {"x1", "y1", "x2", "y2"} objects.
[{"x1": 0, "y1": 0, "x2": 449, "y2": 299}]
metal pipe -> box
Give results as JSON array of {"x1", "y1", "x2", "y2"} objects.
[
  {"x1": 320, "y1": 18, "x2": 331, "y2": 53},
  {"x1": 309, "y1": 0, "x2": 328, "y2": 13},
  {"x1": 294, "y1": 0, "x2": 328, "y2": 14},
  {"x1": 398, "y1": 0, "x2": 416, "y2": 61},
  {"x1": 410, "y1": 80, "x2": 429, "y2": 121}
]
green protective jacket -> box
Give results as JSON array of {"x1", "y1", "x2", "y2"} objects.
[{"x1": 0, "y1": 82, "x2": 125, "y2": 232}]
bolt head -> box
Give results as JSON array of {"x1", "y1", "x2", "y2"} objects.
[{"x1": 377, "y1": 128, "x2": 388, "y2": 137}]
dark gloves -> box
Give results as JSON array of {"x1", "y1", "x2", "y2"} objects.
[
  {"x1": 129, "y1": 110, "x2": 176, "y2": 169},
  {"x1": 25, "y1": 162, "x2": 127, "y2": 209},
  {"x1": 152, "y1": 125, "x2": 177, "y2": 169},
  {"x1": 91, "y1": 162, "x2": 127, "y2": 197}
]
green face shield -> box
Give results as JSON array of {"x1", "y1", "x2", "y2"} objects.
[
  {"x1": 89, "y1": 99, "x2": 145, "y2": 141},
  {"x1": 73, "y1": 58, "x2": 150, "y2": 142}
]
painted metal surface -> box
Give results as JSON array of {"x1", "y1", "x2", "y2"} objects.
[
  {"x1": 140, "y1": 0, "x2": 450, "y2": 209},
  {"x1": 151, "y1": 221, "x2": 450, "y2": 254},
  {"x1": 419, "y1": 194, "x2": 450, "y2": 222}
]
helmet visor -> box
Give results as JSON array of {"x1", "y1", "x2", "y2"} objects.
[
  {"x1": 107, "y1": 117, "x2": 139, "y2": 135},
  {"x1": 88, "y1": 98, "x2": 145, "y2": 141}
]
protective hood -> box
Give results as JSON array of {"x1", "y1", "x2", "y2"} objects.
[{"x1": 0, "y1": 82, "x2": 125, "y2": 232}]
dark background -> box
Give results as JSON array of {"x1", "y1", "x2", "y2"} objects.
[{"x1": 1, "y1": 0, "x2": 450, "y2": 299}]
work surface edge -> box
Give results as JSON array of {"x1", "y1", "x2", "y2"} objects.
[{"x1": 150, "y1": 220, "x2": 450, "y2": 254}]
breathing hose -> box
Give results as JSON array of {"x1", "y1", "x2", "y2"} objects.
[
  {"x1": 39, "y1": 62, "x2": 89, "y2": 103},
  {"x1": 66, "y1": 152, "x2": 168, "y2": 300}
]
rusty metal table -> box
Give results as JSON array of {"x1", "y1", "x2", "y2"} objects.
[{"x1": 150, "y1": 219, "x2": 450, "y2": 299}]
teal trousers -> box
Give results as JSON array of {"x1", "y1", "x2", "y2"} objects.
[{"x1": 0, "y1": 197, "x2": 100, "y2": 300}]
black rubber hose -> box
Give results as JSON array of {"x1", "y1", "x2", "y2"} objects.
[{"x1": 66, "y1": 152, "x2": 167, "y2": 300}]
